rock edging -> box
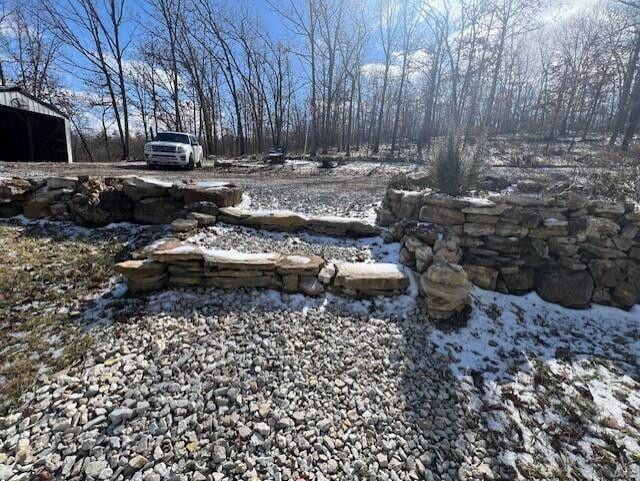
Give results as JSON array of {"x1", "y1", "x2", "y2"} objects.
[
  {"x1": 116, "y1": 240, "x2": 409, "y2": 299},
  {"x1": 0, "y1": 176, "x2": 242, "y2": 226}
]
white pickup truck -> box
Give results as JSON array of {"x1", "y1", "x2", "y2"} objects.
[{"x1": 144, "y1": 132, "x2": 203, "y2": 170}]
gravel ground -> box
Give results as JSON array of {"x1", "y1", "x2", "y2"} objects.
[
  {"x1": 185, "y1": 225, "x2": 397, "y2": 264},
  {"x1": 0, "y1": 287, "x2": 495, "y2": 481}
]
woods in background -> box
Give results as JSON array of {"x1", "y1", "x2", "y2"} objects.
[{"x1": 0, "y1": 0, "x2": 639, "y2": 162}]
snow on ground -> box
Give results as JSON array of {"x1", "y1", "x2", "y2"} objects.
[{"x1": 431, "y1": 288, "x2": 640, "y2": 480}]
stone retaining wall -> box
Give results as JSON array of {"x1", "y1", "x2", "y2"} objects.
[
  {"x1": 0, "y1": 176, "x2": 242, "y2": 226},
  {"x1": 378, "y1": 188, "x2": 640, "y2": 309},
  {"x1": 116, "y1": 240, "x2": 409, "y2": 298}
]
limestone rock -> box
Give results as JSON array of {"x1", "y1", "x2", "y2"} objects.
[
  {"x1": 115, "y1": 260, "x2": 167, "y2": 279},
  {"x1": 171, "y1": 218, "x2": 198, "y2": 233},
  {"x1": 422, "y1": 195, "x2": 470, "y2": 210},
  {"x1": 419, "y1": 205, "x2": 465, "y2": 225},
  {"x1": 187, "y1": 212, "x2": 217, "y2": 227},
  {"x1": 334, "y1": 263, "x2": 409, "y2": 295},
  {"x1": 23, "y1": 189, "x2": 70, "y2": 218},
  {"x1": 277, "y1": 254, "x2": 324, "y2": 275},
  {"x1": 464, "y1": 223, "x2": 495, "y2": 237},
  {"x1": 535, "y1": 267, "x2": 594, "y2": 308},
  {"x1": 122, "y1": 176, "x2": 172, "y2": 201},
  {"x1": 182, "y1": 182, "x2": 243, "y2": 207},
  {"x1": 415, "y1": 246, "x2": 434, "y2": 273},
  {"x1": 47, "y1": 176, "x2": 78, "y2": 190},
  {"x1": 529, "y1": 218, "x2": 568, "y2": 238},
  {"x1": 501, "y1": 269, "x2": 534, "y2": 294},
  {"x1": 0, "y1": 177, "x2": 33, "y2": 199},
  {"x1": 300, "y1": 276, "x2": 324, "y2": 296},
  {"x1": 187, "y1": 201, "x2": 220, "y2": 216},
  {"x1": 205, "y1": 250, "x2": 282, "y2": 271},
  {"x1": 247, "y1": 211, "x2": 308, "y2": 231},
  {"x1": 308, "y1": 216, "x2": 379, "y2": 237},
  {"x1": 0, "y1": 200, "x2": 21, "y2": 218},
  {"x1": 152, "y1": 244, "x2": 204, "y2": 262},
  {"x1": 376, "y1": 207, "x2": 396, "y2": 226},
  {"x1": 464, "y1": 265, "x2": 498, "y2": 290},
  {"x1": 585, "y1": 216, "x2": 620, "y2": 239},
  {"x1": 421, "y1": 263, "x2": 470, "y2": 321},
  {"x1": 318, "y1": 263, "x2": 337, "y2": 284}
]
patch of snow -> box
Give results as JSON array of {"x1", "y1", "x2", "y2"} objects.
[
  {"x1": 237, "y1": 193, "x2": 252, "y2": 209},
  {"x1": 431, "y1": 287, "x2": 640, "y2": 478}
]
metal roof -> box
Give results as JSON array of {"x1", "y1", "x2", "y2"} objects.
[{"x1": 0, "y1": 86, "x2": 68, "y2": 119}]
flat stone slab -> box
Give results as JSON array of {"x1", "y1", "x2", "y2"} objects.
[
  {"x1": 219, "y1": 208, "x2": 379, "y2": 238},
  {"x1": 308, "y1": 216, "x2": 379, "y2": 237},
  {"x1": 204, "y1": 250, "x2": 282, "y2": 271},
  {"x1": 122, "y1": 176, "x2": 173, "y2": 201},
  {"x1": 276, "y1": 254, "x2": 324, "y2": 274},
  {"x1": 114, "y1": 259, "x2": 167, "y2": 279},
  {"x1": 334, "y1": 263, "x2": 409, "y2": 292},
  {"x1": 152, "y1": 244, "x2": 204, "y2": 262}
]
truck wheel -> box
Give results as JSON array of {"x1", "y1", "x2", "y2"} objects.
[{"x1": 187, "y1": 155, "x2": 195, "y2": 170}]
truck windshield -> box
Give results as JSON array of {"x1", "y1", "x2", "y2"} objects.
[{"x1": 155, "y1": 133, "x2": 189, "y2": 144}]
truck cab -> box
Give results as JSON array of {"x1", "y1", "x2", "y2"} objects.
[{"x1": 144, "y1": 132, "x2": 203, "y2": 170}]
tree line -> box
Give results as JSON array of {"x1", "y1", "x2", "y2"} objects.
[{"x1": 0, "y1": 0, "x2": 639, "y2": 162}]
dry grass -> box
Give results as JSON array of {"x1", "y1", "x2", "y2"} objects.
[{"x1": 0, "y1": 223, "x2": 127, "y2": 414}]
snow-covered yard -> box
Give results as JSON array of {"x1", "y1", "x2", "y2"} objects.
[{"x1": 433, "y1": 289, "x2": 640, "y2": 480}]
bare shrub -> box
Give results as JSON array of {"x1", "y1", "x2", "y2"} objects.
[{"x1": 427, "y1": 134, "x2": 489, "y2": 195}]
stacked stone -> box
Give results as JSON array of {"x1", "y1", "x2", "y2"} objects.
[
  {"x1": 0, "y1": 175, "x2": 242, "y2": 227},
  {"x1": 113, "y1": 259, "x2": 168, "y2": 293},
  {"x1": 0, "y1": 177, "x2": 36, "y2": 217},
  {"x1": 384, "y1": 187, "x2": 640, "y2": 309},
  {"x1": 420, "y1": 262, "x2": 471, "y2": 322},
  {"x1": 116, "y1": 241, "x2": 410, "y2": 299}
]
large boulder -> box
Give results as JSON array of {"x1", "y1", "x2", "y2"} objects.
[
  {"x1": 589, "y1": 259, "x2": 640, "y2": 308},
  {"x1": 182, "y1": 182, "x2": 242, "y2": 207},
  {"x1": 122, "y1": 177, "x2": 172, "y2": 201},
  {"x1": 535, "y1": 267, "x2": 594, "y2": 308},
  {"x1": 421, "y1": 263, "x2": 470, "y2": 322}
]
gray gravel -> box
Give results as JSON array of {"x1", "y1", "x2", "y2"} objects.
[
  {"x1": 0, "y1": 288, "x2": 496, "y2": 481},
  {"x1": 185, "y1": 225, "x2": 397, "y2": 264}
]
